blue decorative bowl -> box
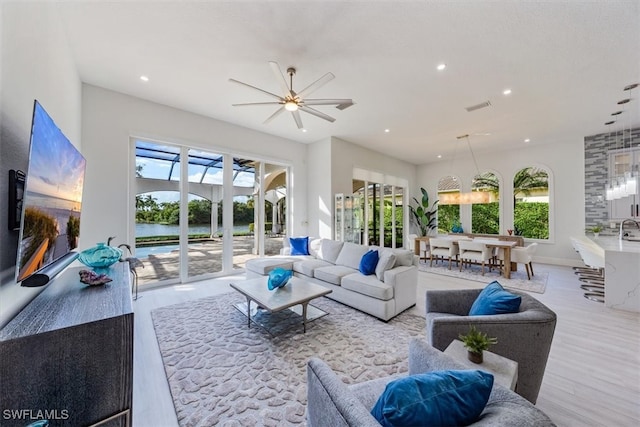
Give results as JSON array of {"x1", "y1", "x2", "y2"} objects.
[
  {"x1": 268, "y1": 268, "x2": 292, "y2": 290},
  {"x1": 78, "y1": 243, "x2": 123, "y2": 268}
]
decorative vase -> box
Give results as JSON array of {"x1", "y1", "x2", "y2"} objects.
[
  {"x1": 468, "y1": 350, "x2": 483, "y2": 364},
  {"x1": 594, "y1": 232, "x2": 600, "y2": 238},
  {"x1": 78, "y1": 242, "x2": 122, "y2": 269}
]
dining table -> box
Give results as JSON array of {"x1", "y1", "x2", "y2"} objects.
[
  {"x1": 471, "y1": 238, "x2": 518, "y2": 279},
  {"x1": 417, "y1": 235, "x2": 519, "y2": 279}
]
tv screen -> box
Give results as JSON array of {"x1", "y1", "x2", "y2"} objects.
[{"x1": 15, "y1": 100, "x2": 86, "y2": 286}]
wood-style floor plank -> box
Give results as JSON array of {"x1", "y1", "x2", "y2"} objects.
[{"x1": 132, "y1": 265, "x2": 640, "y2": 426}]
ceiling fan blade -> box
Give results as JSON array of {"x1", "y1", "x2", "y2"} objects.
[
  {"x1": 292, "y1": 110, "x2": 304, "y2": 129},
  {"x1": 232, "y1": 102, "x2": 283, "y2": 107},
  {"x1": 299, "y1": 106, "x2": 336, "y2": 123},
  {"x1": 302, "y1": 99, "x2": 353, "y2": 106},
  {"x1": 264, "y1": 106, "x2": 286, "y2": 124},
  {"x1": 229, "y1": 78, "x2": 282, "y2": 100},
  {"x1": 296, "y1": 72, "x2": 335, "y2": 99},
  {"x1": 269, "y1": 61, "x2": 293, "y2": 98},
  {"x1": 336, "y1": 101, "x2": 355, "y2": 110}
]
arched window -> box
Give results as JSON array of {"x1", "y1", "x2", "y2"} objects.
[
  {"x1": 437, "y1": 175, "x2": 460, "y2": 233},
  {"x1": 513, "y1": 167, "x2": 550, "y2": 239},
  {"x1": 471, "y1": 172, "x2": 500, "y2": 234}
]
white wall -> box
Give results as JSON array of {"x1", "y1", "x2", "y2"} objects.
[
  {"x1": 417, "y1": 140, "x2": 585, "y2": 265},
  {"x1": 306, "y1": 138, "x2": 332, "y2": 238},
  {"x1": 0, "y1": 2, "x2": 82, "y2": 328},
  {"x1": 81, "y1": 85, "x2": 309, "y2": 251},
  {"x1": 306, "y1": 136, "x2": 417, "y2": 240}
]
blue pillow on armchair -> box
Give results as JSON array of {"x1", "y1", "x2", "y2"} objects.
[
  {"x1": 359, "y1": 249, "x2": 379, "y2": 275},
  {"x1": 469, "y1": 281, "x2": 522, "y2": 316},
  {"x1": 371, "y1": 370, "x2": 493, "y2": 427},
  {"x1": 289, "y1": 236, "x2": 310, "y2": 255}
]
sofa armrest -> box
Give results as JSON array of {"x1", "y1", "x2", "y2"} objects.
[
  {"x1": 383, "y1": 265, "x2": 416, "y2": 287},
  {"x1": 425, "y1": 288, "x2": 482, "y2": 316},
  {"x1": 383, "y1": 265, "x2": 417, "y2": 306},
  {"x1": 408, "y1": 338, "x2": 468, "y2": 374},
  {"x1": 306, "y1": 358, "x2": 381, "y2": 427},
  {"x1": 280, "y1": 247, "x2": 291, "y2": 255}
]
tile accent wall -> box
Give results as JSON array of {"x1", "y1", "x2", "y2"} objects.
[{"x1": 585, "y1": 127, "x2": 640, "y2": 228}]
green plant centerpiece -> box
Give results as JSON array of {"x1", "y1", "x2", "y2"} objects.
[
  {"x1": 409, "y1": 187, "x2": 439, "y2": 236},
  {"x1": 458, "y1": 326, "x2": 498, "y2": 364}
]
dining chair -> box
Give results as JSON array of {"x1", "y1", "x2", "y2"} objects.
[
  {"x1": 429, "y1": 237, "x2": 458, "y2": 269},
  {"x1": 510, "y1": 242, "x2": 538, "y2": 280},
  {"x1": 457, "y1": 240, "x2": 494, "y2": 275}
]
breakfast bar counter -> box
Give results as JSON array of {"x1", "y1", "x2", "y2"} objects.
[{"x1": 588, "y1": 235, "x2": 640, "y2": 313}]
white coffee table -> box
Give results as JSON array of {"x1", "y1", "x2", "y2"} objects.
[
  {"x1": 230, "y1": 276, "x2": 332, "y2": 333},
  {"x1": 444, "y1": 339, "x2": 518, "y2": 390}
]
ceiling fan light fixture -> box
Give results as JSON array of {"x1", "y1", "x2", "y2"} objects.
[{"x1": 285, "y1": 100, "x2": 299, "y2": 111}]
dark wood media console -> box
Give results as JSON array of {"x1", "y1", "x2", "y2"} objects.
[{"x1": 0, "y1": 263, "x2": 133, "y2": 427}]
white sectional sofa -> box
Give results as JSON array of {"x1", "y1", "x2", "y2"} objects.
[{"x1": 245, "y1": 238, "x2": 418, "y2": 321}]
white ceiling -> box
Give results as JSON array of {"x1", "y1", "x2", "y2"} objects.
[{"x1": 55, "y1": 0, "x2": 640, "y2": 165}]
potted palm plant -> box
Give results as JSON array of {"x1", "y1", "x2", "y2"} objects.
[
  {"x1": 409, "y1": 187, "x2": 439, "y2": 236},
  {"x1": 458, "y1": 326, "x2": 498, "y2": 364}
]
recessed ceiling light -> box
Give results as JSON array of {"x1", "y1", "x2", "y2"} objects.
[
  {"x1": 437, "y1": 155, "x2": 442, "y2": 159},
  {"x1": 437, "y1": 63, "x2": 446, "y2": 71},
  {"x1": 503, "y1": 89, "x2": 512, "y2": 95},
  {"x1": 302, "y1": 129, "x2": 307, "y2": 133},
  {"x1": 140, "y1": 75, "x2": 149, "y2": 82},
  {"x1": 524, "y1": 138, "x2": 530, "y2": 143},
  {"x1": 384, "y1": 129, "x2": 390, "y2": 133}
]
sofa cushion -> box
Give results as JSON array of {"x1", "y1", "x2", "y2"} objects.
[
  {"x1": 289, "y1": 236, "x2": 310, "y2": 255},
  {"x1": 308, "y1": 237, "x2": 323, "y2": 258},
  {"x1": 371, "y1": 370, "x2": 494, "y2": 427},
  {"x1": 318, "y1": 239, "x2": 345, "y2": 264},
  {"x1": 359, "y1": 249, "x2": 379, "y2": 275},
  {"x1": 380, "y1": 248, "x2": 414, "y2": 268},
  {"x1": 314, "y1": 265, "x2": 357, "y2": 285},
  {"x1": 245, "y1": 258, "x2": 294, "y2": 275},
  {"x1": 292, "y1": 258, "x2": 333, "y2": 277},
  {"x1": 469, "y1": 281, "x2": 522, "y2": 316},
  {"x1": 342, "y1": 273, "x2": 393, "y2": 300},
  {"x1": 336, "y1": 242, "x2": 370, "y2": 270},
  {"x1": 375, "y1": 252, "x2": 397, "y2": 282}
]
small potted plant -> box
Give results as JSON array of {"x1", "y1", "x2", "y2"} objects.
[
  {"x1": 587, "y1": 225, "x2": 603, "y2": 238},
  {"x1": 458, "y1": 326, "x2": 498, "y2": 364}
]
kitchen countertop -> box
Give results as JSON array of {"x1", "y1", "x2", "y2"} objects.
[{"x1": 588, "y1": 235, "x2": 640, "y2": 253}]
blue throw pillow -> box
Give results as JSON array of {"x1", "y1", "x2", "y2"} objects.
[
  {"x1": 359, "y1": 249, "x2": 379, "y2": 275},
  {"x1": 371, "y1": 370, "x2": 494, "y2": 427},
  {"x1": 289, "y1": 236, "x2": 310, "y2": 255},
  {"x1": 267, "y1": 267, "x2": 292, "y2": 290},
  {"x1": 469, "y1": 281, "x2": 522, "y2": 316}
]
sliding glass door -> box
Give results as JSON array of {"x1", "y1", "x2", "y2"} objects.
[{"x1": 132, "y1": 140, "x2": 289, "y2": 287}]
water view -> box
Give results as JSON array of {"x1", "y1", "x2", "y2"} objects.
[{"x1": 135, "y1": 223, "x2": 250, "y2": 236}]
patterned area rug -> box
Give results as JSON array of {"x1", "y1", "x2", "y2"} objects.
[
  {"x1": 418, "y1": 261, "x2": 547, "y2": 294},
  {"x1": 151, "y1": 291, "x2": 425, "y2": 426}
]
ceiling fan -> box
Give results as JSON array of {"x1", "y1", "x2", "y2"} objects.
[{"x1": 229, "y1": 61, "x2": 354, "y2": 129}]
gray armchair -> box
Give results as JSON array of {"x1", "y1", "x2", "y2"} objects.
[
  {"x1": 306, "y1": 338, "x2": 556, "y2": 426},
  {"x1": 425, "y1": 288, "x2": 556, "y2": 404}
]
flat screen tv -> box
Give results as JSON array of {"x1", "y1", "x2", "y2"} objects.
[{"x1": 15, "y1": 100, "x2": 86, "y2": 287}]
